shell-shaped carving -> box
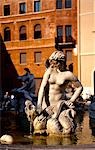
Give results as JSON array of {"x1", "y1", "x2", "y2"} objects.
[
  {"x1": 47, "y1": 118, "x2": 62, "y2": 135},
  {"x1": 33, "y1": 115, "x2": 47, "y2": 131},
  {"x1": 59, "y1": 109, "x2": 75, "y2": 134},
  {"x1": 25, "y1": 100, "x2": 37, "y2": 121},
  {"x1": 0, "y1": 135, "x2": 13, "y2": 144},
  {"x1": 59, "y1": 113, "x2": 71, "y2": 129}
]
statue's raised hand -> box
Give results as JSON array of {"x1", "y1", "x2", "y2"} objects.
[{"x1": 65, "y1": 100, "x2": 75, "y2": 109}]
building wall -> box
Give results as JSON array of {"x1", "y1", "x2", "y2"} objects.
[
  {"x1": 0, "y1": 0, "x2": 77, "y2": 93},
  {"x1": 0, "y1": 7, "x2": 56, "y2": 77},
  {"x1": 56, "y1": 0, "x2": 77, "y2": 75},
  {"x1": 78, "y1": 0, "x2": 95, "y2": 94}
]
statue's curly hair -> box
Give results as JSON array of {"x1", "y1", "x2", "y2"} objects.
[{"x1": 49, "y1": 51, "x2": 66, "y2": 62}]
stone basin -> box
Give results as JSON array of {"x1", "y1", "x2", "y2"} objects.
[{"x1": 1, "y1": 110, "x2": 95, "y2": 148}]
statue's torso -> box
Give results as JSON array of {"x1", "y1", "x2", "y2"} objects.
[{"x1": 48, "y1": 70, "x2": 69, "y2": 105}]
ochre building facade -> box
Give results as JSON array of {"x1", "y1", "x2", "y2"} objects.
[{"x1": 0, "y1": 0, "x2": 77, "y2": 94}]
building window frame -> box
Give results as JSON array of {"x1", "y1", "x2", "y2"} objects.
[
  {"x1": 65, "y1": 49, "x2": 73, "y2": 71},
  {"x1": 34, "y1": 24, "x2": 42, "y2": 39},
  {"x1": 56, "y1": 0, "x2": 62, "y2": 9},
  {"x1": 4, "y1": 27, "x2": 11, "y2": 41},
  {"x1": 19, "y1": 2, "x2": 26, "y2": 14},
  {"x1": 20, "y1": 53, "x2": 26, "y2": 64},
  {"x1": 65, "y1": 25, "x2": 72, "y2": 42},
  {"x1": 66, "y1": 50, "x2": 72, "y2": 61},
  {"x1": 57, "y1": 26, "x2": 63, "y2": 43},
  {"x1": 65, "y1": 0, "x2": 72, "y2": 8},
  {"x1": 19, "y1": 25, "x2": 27, "y2": 40},
  {"x1": 34, "y1": 0, "x2": 40, "y2": 12},
  {"x1": 34, "y1": 51, "x2": 42, "y2": 64},
  {"x1": 4, "y1": 4, "x2": 10, "y2": 16}
]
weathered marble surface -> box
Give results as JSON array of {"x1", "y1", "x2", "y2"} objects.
[{"x1": 25, "y1": 51, "x2": 83, "y2": 136}]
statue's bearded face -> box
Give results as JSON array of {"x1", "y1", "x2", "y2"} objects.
[{"x1": 49, "y1": 51, "x2": 66, "y2": 71}]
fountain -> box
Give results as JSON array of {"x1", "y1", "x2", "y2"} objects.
[
  {"x1": 1, "y1": 51, "x2": 95, "y2": 147},
  {"x1": 25, "y1": 50, "x2": 83, "y2": 136}
]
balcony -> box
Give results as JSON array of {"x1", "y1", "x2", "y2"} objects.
[{"x1": 55, "y1": 36, "x2": 76, "y2": 49}]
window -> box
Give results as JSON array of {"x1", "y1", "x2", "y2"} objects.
[
  {"x1": 66, "y1": 50, "x2": 72, "y2": 61},
  {"x1": 65, "y1": 25, "x2": 72, "y2": 42},
  {"x1": 20, "y1": 53, "x2": 26, "y2": 64},
  {"x1": 34, "y1": 0, "x2": 40, "y2": 12},
  {"x1": 4, "y1": 5, "x2": 10, "y2": 16},
  {"x1": 56, "y1": 0, "x2": 62, "y2": 9},
  {"x1": 19, "y1": 25, "x2": 27, "y2": 40},
  {"x1": 57, "y1": 26, "x2": 63, "y2": 42},
  {"x1": 34, "y1": 24, "x2": 42, "y2": 39},
  {"x1": 19, "y1": 2, "x2": 26, "y2": 14},
  {"x1": 66, "y1": 50, "x2": 73, "y2": 71},
  {"x1": 34, "y1": 52, "x2": 41, "y2": 63},
  {"x1": 65, "y1": 0, "x2": 72, "y2": 8},
  {"x1": 4, "y1": 27, "x2": 11, "y2": 41}
]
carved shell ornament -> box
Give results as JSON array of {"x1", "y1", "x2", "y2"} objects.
[
  {"x1": 25, "y1": 100, "x2": 37, "y2": 121},
  {"x1": 47, "y1": 109, "x2": 76, "y2": 135},
  {"x1": 59, "y1": 109, "x2": 76, "y2": 134},
  {"x1": 33, "y1": 114, "x2": 47, "y2": 134},
  {"x1": 47, "y1": 118, "x2": 62, "y2": 135}
]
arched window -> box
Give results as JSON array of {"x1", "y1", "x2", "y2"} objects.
[
  {"x1": 34, "y1": 24, "x2": 42, "y2": 39},
  {"x1": 19, "y1": 25, "x2": 27, "y2": 40},
  {"x1": 4, "y1": 27, "x2": 11, "y2": 41}
]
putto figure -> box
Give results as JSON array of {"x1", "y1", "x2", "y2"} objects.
[{"x1": 25, "y1": 50, "x2": 83, "y2": 135}]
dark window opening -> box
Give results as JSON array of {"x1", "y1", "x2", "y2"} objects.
[
  {"x1": 19, "y1": 2, "x2": 26, "y2": 14},
  {"x1": 65, "y1": 25, "x2": 72, "y2": 42},
  {"x1": 56, "y1": 0, "x2": 62, "y2": 9},
  {"x1": 20, "y1": 53, "x2": 26, "y2": 64},
  {"x1": 4, "y1": 27, "x2": 11, "y2": 41},
  {"x1": 4, "y1": 5, "x2": 10, "y2": 16},
  {"x1": 34, "y1": 51, "x2": 41, "y2": 63},
  {"x1": 34, "y1": 0, "x2": 40, "y2": 12},
  {"x1": 65, "y1": 0, "x2": 72, "y2": 8},
  {"x1": 19, "y1": 26, "x2": 27, "y2": 40},
  {"x1": 65, "y1": 50, "x2": 73, "y2": 72},
  {"x1": 57, "y1": 26, "x2": 63, "y2": 43},
  {"x1": 34, "y1": 24, "x2": 42, "y2": 39}
]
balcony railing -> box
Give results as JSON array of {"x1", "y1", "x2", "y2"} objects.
[{"x1": 55, "y1": 36, "x2": 76, "y2": 49}]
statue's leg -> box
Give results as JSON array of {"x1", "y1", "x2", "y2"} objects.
[{"x1": 53, "y1": 100, "x2": 65, "y2": 119}]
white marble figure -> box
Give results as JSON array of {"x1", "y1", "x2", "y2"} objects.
[
  {"x1": 25, "y1": 50, "x2": 83, "y2": 135},
  {"x1": 47, "y1": 108, "x2": 76, "y2": 135},
  {"x1": 25, "y1": 100, "x2": 37, "y2": 122}
]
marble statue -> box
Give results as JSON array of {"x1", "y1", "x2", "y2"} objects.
[{"x1": 25, "y1": 50, "x2": 83, "y2": 135}]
